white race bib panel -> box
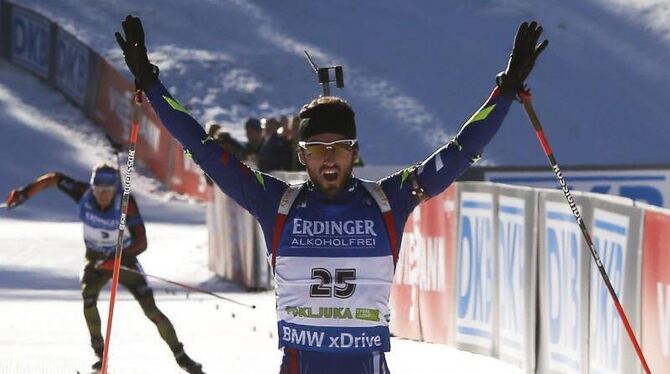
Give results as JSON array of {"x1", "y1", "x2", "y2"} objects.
[
  {"x1": 79, "y1": 189, "x2": 130, "y2": 255},
  {"x1": 273, "y1": 181, "x2": 396, "y2": 353}
]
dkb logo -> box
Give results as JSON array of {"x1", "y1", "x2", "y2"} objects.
[
  {"x1": 12, "y1": 10, "x2": 50, "y2": 76},
  {"x1": 457, "y1": 192, "x2": 493, "y2": 348},
  {"x1": 545, "y1": 202, "x2": 581, "y2": 371},
  {"x1": 498, "y1": 196, "x2": 526, "y2": 357},
  {"x1": 590, "y1": 210, "x2": 628, "y2": 373}
]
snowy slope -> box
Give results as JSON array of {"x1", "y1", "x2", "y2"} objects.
[
  {"x1": 14, "y1": 0, "x2": 670, "y2": 166},
  {"x1": 0, "y1": 60, "x2": 205, "y2": 223}
]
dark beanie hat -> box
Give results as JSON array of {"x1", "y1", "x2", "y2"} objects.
[{"x1": 299, "y1": 97, "x2": 356, "y2": 141}]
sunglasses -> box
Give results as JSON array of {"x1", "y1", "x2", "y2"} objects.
[{"x1": 298, "y1": 139, "x2": 357, "y2": 159}]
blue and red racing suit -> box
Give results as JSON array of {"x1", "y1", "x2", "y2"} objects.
[{"x1": 144, "y1": 81, "x2": 512, "y2": 374}]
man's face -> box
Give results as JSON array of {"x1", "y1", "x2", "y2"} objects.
[
  {"x1": 299, "y1": 133, "x2": 359, "y2": 198},
  {"x1": 92, "y1": 185, "x2": 116, "y2": 210}
]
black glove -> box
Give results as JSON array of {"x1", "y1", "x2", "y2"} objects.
[
  {"x1": 115, "y1": 15, "x2": 159, "y2": 90},
  {"x1": 497, "y1": 21, "x2": 548, "y2": 98},
  {"x1": 5, "y1": 187, "x2": 30, "y2": 209}
]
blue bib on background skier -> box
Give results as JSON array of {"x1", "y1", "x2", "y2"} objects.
[{"x1": 78, "y1": 189, "x2": 131, "y2": 255}]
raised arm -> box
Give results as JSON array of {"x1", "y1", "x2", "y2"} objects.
[
  {"x1": 415, "y1": 86, "x2": 512, "y2": 196},
  {"x1": 115, "y1": 15, "x2": 287, "y2": 219},
  {"x1": 381, "y1": 22, "x2": 548, "y2": 217},
  {"x1": 5, "y1": 172, "x2": 88, "y2": 209}
]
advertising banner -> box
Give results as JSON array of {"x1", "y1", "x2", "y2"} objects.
[
  {"x1": 417, "y1": 185, "x2": 458, "y2": 344},
  {"x1": 640, "y1": 207, "x2": 670, "y2": 374},
  {"x1": 485, "y1": 169, "x2": 670, "y2": 208},
  {"x1": 537, "y1": 190, "x2": 591, "y2": 373},
  {"x1": 10, "y1": 5, "x2": 51, "y2": 78},
  {"x1": 496, "y1": 185, "x2": 537, "y2": 372},
  {"x1": 390, "y1": 202, "x2": 424, "y2": 341},
  {"x1": 54, "y1": 28, "x2": 90, "y2": 107},
  {"x1": 92, "y1": 60, "x2": 134, "y2": 145},
  {"x1": 455, "y1": 183, "x2": 497, "y2": 355},
  {"x1": 587, "y1": 195, "x2": 643, "y2": 374},
  {"x1": 135, "y1": 101, "x2": 172, "y2": 183}
]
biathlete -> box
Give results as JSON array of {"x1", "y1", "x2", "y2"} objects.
[
  {"x1": 115, "y1": 15, "x2": 547, "y2": 374},
  {"x1": 5, "y1": 164, "x2": 204, "y2": 373}
]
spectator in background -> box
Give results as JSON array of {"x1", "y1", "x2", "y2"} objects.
[
  {"x1": 283, "y1": 115, "x2": 302, "y2": 171},
  {"x1": 244, "y1": 118, "x2": 263, "y2": 163},
  {"x1": 257, "y1": 117, "x2": 292, "y2": 172}
]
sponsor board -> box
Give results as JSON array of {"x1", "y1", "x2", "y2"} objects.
[
  {"x1": 391, "y1": 186, "x2": 457, "y2": 343},
  {"x1": 498, "y1": 193, "x2": 530, "y2": 368},
  {"x1": 456, "y1": 191, "x2": 495, "y2": 352},
  {"x1": 390, "y1": 203, "x2": 423, "y2": 340},
  {"x1": 540, "y1": 199, "x2": 585, "y2": 373},
  {"x1": 10, "y1": 6, "x2": 50, "y2": 78},
  {"x1": 485, "y1": 169, "x2": 670, "y2": 208},
  {"x1": 54, "y1": 28, "x2": 89, "y2": 106},
  {"x1": 641, "y1": 208, "x2": 670, "y2": 373},
  {"x1": 92, "y1": 60, "x2": 134, "y2": 144},
  {"x1": 589, "y1": 209, "x2": 629, "y2": 374},
  {"x1": 418, "y1": 186, "x2": 457, "y2": 344}
]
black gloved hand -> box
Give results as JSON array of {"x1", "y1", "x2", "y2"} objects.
[
  {"x1": 497, "y1": 21, "x2": 548, "y2": 98},
  {"x1": 115, "y1": 15, "x2": 159, "y2": 90}
]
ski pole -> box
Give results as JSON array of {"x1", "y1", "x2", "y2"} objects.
[
  {"x1": 101, "y1": 91, "x2": 143, "y2": 374},
  {"x1": 118, "y1": 265, "x2": 256, "y2": 309},
  {"x1": 519, "y1": 90, "x2": 652, "y2": 374}
]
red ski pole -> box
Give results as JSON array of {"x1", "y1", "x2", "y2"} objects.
[
  {"x1": 519, "y1": 90, "x2": 652, "y2": 374},
  {"x1": 100, "y1": 91, "x2": 143, "y2": 374}
]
